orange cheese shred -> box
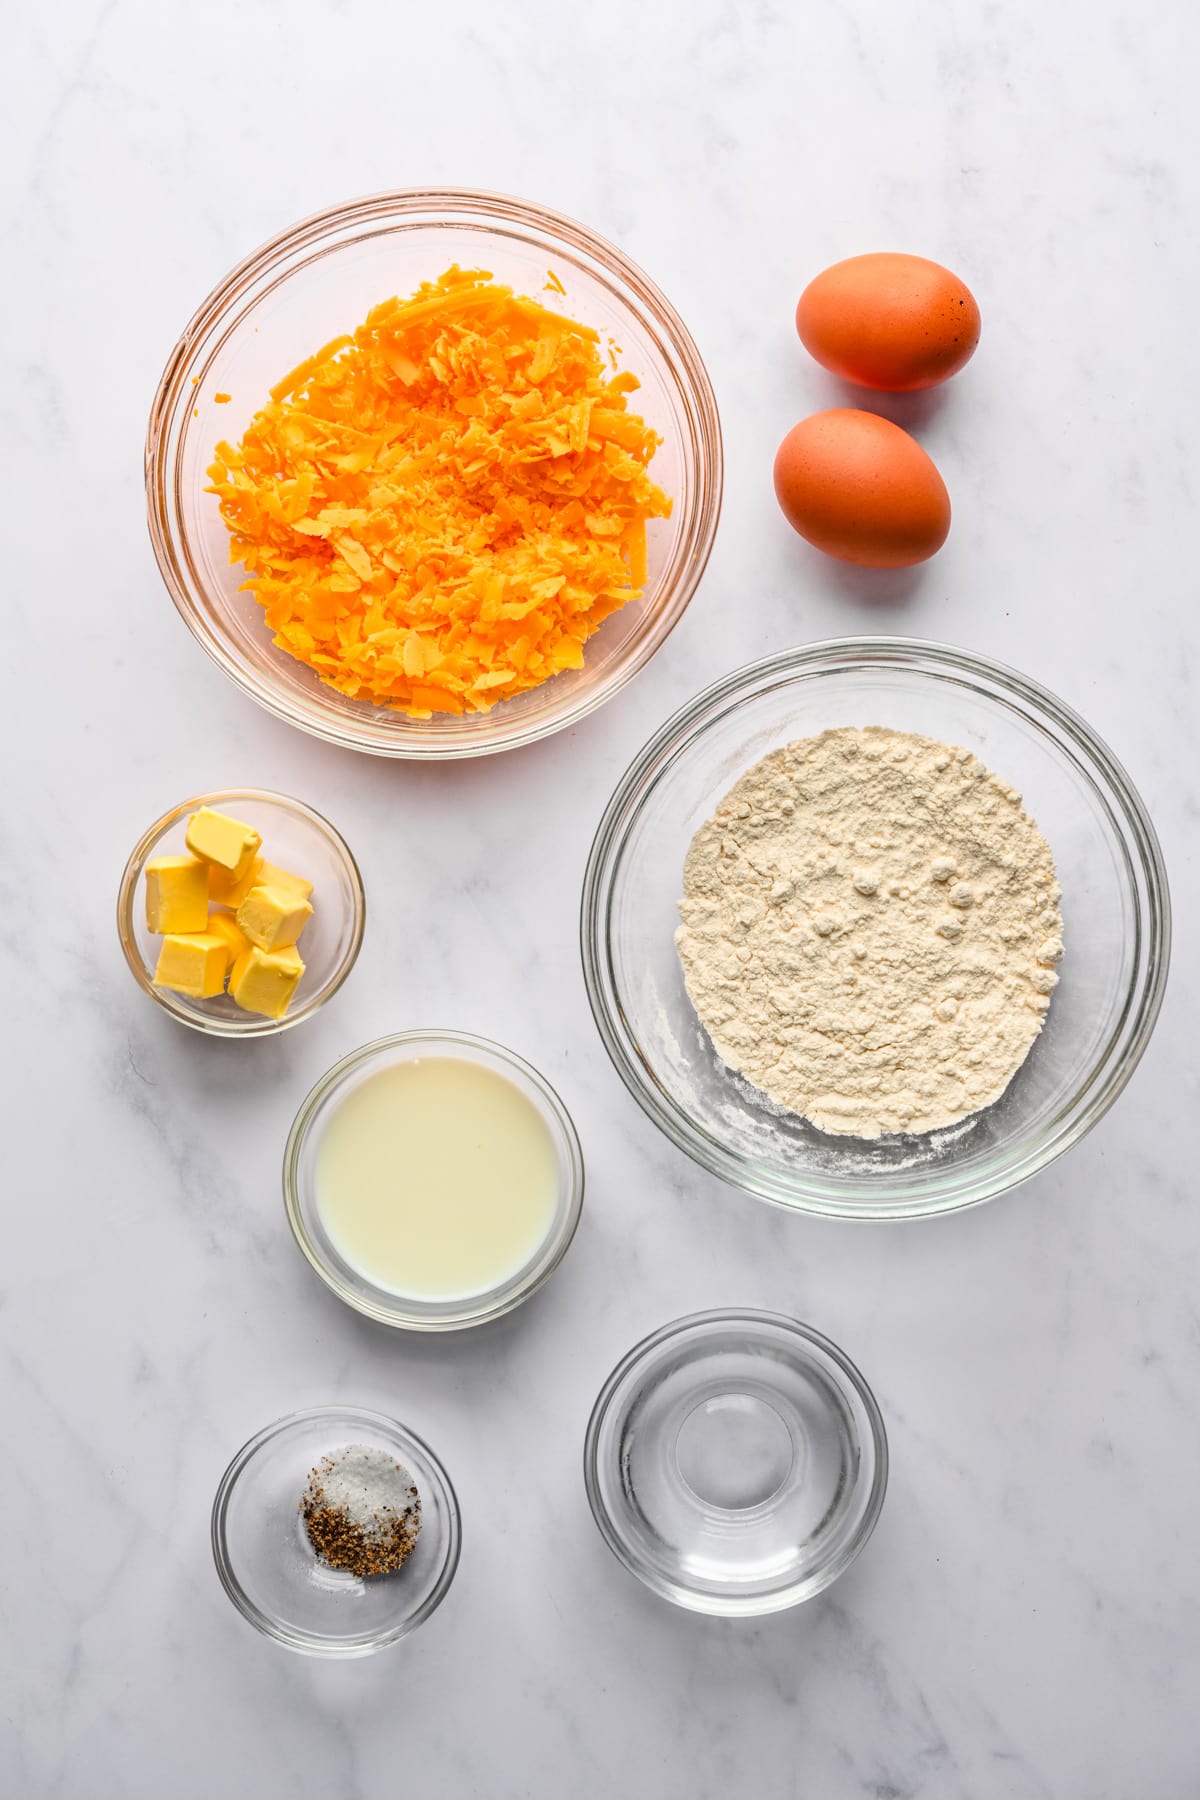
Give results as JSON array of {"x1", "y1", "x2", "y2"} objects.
[{"x1": 207, "y1": 266, "x2": 671, "y2": 716}]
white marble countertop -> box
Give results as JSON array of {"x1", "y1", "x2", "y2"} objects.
[{"x1": 6, "y1": 1, "x2": 1199, "y2": 1794}]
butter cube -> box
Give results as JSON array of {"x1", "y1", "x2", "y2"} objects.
[
  {"x1": 205, "y1": 909, "x2": 252, "y2": 972},
  {"x1": 186, "y1": 807, "x2": 261, "y2": 880},
  {"x1": 229, "y1": 944, "x2": 305, "y2": 1019},
  {"x1": 236, "y1": 883, "x2": 314, "y2": 952},
  {"x1": 256, "y1": 859, "x2": 314, "y2": 903},
  {"x1": 145, "y1": 856, "x2": 209, "y2": 934},
  {"x1": 208, "y1": 854, "x2": 264, "y2": 909},
  {"x1": 153, "y1": 931, "x2": 230, "y2": 999}
]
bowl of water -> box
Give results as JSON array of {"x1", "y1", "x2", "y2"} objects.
[{"x1": 583, "y1": 1309, "x2": 888, "y2": 1616}]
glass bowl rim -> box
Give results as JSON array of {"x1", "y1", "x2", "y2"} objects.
[
  {"x1": 145, "y1": 185, "x2": 724, "y2": 760},
  {"x1": 210, "y1": 1402, "x2": 462, "y2": 1657},
  {"x1": 283, "y1": 1027, "x2": 586, "y2": 1329},
  {"x1": 116, "y1": 785, "x2": 366, "y2": 1038},
  {"x1": 580, "y1": 634, "x2": 1172, "y2": 1220},
  {"x1": 582, "y1": 1306, "x2": 889, "y2": 1616}
]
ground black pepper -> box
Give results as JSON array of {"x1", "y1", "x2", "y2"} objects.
[{"x1": 300, "y1": 1444, "x2": 421, "y2": 1577}]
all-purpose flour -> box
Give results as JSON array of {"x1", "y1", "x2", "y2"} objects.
[{"x1": 675, "y1": 726, "x2": 1063, "y2": 1139}]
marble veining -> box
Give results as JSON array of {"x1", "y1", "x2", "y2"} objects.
[{"x1": 3, "y1": 0, "x2": 1199, "y2": 1794}]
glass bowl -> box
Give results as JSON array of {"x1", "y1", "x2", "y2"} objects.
[
  {"x1": 581, "y1": 638, "x2": 1170, "y2": 1219},
  {"x1": 146, "y1": 188, "x2": 723, "y2": 759},
  {"x1": 584, "y1": 1309, "x2": 887, "y2": 1616},
  {"x1": 284, "y1": 1030, "x2": 585, "y2": 1328},
  {"x1": 117, "y1": 787, "x2": 365, "y2": 1037},
  {"x1": 211, "y1": 1405, "x2": 460, "y2": 1656}
]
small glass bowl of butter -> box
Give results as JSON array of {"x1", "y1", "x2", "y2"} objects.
[{"x1": 117, "y1": 788, "x2": 365, "y2": 1036}]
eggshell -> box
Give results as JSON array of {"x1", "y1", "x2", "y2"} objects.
[
  {"x1": 797, "y1": 253, "x2": 980, "y2": 392},
  {"x1": 773, "y1": 409, "x2": 951, "y2": 568}
]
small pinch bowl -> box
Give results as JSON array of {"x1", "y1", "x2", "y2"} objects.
[{"x1": 211, "y1": 1405, "x2": 460, "y2": 1656}]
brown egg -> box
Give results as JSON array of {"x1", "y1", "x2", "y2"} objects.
[
  {"x1": 773, "y1": 410, "x2": 951, "y2": 568},
  {"x1": 796, "y1": 253, "x2": 980, "y2": 392}
]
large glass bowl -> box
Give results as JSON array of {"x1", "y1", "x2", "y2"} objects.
[
  {"x1": 146, "y1": 189, "x2": 722, "y2": 759},
  {"x1": 581, "y1": 639, "x2": 1170, "y2": 1220}
]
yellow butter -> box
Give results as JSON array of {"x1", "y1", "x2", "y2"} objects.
[
  {"x1": 236, "y1": 883, "x2": 314, "y2": 952},
  {"x1": 186, "y1": 806, "x2": 262, "y2": 879},
  {"x1": 153, "y1": 931, "x2": 230, "y2": 999},
  {"x1": 208, "y1": 854, "x2": 265, "y2": 909},
  {"x1": 229, "y1": 943, "x2": 305, "y2": 1019},
  {"x1": 145, "y1": 856, "x2": 209, "y2": 934},
  {"x1": 256, "y1": 859, "x2": 314, "y2": 902},
  {"x1": 205, "y1": 909, "x2": 252, "y2": 971}
]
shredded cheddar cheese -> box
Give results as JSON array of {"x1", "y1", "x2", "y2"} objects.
[{"x1": 206, "y1": 267, "x2": 672, "y2": 717}]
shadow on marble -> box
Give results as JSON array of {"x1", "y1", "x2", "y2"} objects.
[
  {"x1": 811, "y1": 368, "x2": 956, "y2": 435},
  {"x1": 287, "y1": 1244, "x2": 581, "y2": 1381},
  {"x1": 570, "y1": 1512, "x2": 881, "y2": 1664}
]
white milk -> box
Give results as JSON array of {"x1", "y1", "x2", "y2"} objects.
[{"x1": 315, "y1": 1057, "x2": 559, "y2": 1299}]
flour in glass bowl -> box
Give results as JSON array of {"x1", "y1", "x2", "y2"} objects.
[{"x1": 675, "y1": 726, "x2": 1064, "y2": 1139}]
